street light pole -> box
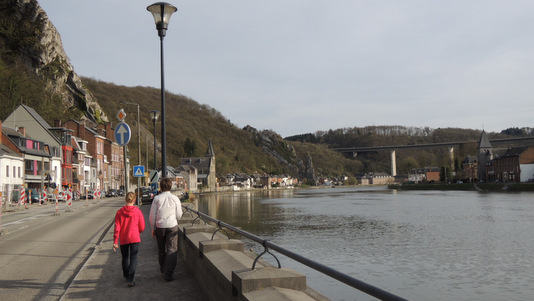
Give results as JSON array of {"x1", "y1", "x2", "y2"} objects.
[
  {"x1": 147, "y1": 2, "x2": 177, "y2": 178},
  {"x1": 149, "y1": 110, "x2": 160, "y2": 170}
]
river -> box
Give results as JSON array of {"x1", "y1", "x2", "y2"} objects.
[{"x1": 196, "y1": 186, "x2": 534, "y2": 301}]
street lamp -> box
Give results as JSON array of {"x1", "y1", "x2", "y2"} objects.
[
  {"x1": 149, "y1": 110, "x2": 160, "y2": 170},
  {"x1": 147, "y1": 2, "x2": 177, "y2": 178}
]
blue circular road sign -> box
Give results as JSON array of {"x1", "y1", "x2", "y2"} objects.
[{"x1": 114, "y1": 122, "x2": 131, "y2": 146}]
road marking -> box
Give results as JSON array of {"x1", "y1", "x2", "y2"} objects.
[{"x1": 3, "y1": 215, "x2": 50, "y2": 226}]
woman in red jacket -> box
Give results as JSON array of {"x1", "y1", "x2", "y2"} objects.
[{"x1": 113, "y1": 192, "x2": 145, "y2": 287}]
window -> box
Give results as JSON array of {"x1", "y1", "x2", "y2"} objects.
[
  {"x1": 6, "y1": 165, "x2": 9, "y2": 177},
  {"x1": 13, "y1": 166, "x2": 15, "y2": 178},
  {"x1": 25, "y1": 160, "x2": 34, "y2": 174},
  {"x1": 18, "y1": 166, "x2": 21, "y2": 178}
]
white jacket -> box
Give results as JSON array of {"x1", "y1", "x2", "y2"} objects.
[{"x1": 149, "y1": 191, "x2": 183, "y2": 229}]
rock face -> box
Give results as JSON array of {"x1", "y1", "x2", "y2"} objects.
[
  {"x1": 243, "y1": 125, "x2": 316, "y2": 184},
  {"x1": 13, "y1": 0, "x2": 108, "y2": 123}
]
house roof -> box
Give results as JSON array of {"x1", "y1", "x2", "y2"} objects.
[
  {"x1": 20, "y1": 104, "x2": 61, "y2": 145},
  {"x1": 177, "y1": 165, "x2": 196, "y2": 172},
  {"x1": 462, "y1": 155, "x2": 477, "y2": 164},
  {"x1": 2, "y1": 125, "x2": 51, "y2": 157},
  {"x1": 499, "y1": 146, "x2": 531, "y2": 158},
  {"x1": 180, "y1": 157, "x2": 212, "y2": 171},
  {"x1": 0, "y1": 143, "x2": 22, "y2": 158}
]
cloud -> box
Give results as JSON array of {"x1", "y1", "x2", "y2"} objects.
[{"x1": 39, "y1": 0, "x2": 534, "y2": 136}]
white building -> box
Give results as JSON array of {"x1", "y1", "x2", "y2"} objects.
[
  {"x1": 0, "y1": 143, "x2": 24, "y2": 204},
  {"x1": 3, "y1": 105, "x2": 63, "y2": 189}
]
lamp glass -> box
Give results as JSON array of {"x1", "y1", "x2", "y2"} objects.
[
  {"x1": 150, "y1": 110, "x2": 160, "y2": 122},
  {"x1": 147, "y1": 2, "x2": 177, "y2": 28}
]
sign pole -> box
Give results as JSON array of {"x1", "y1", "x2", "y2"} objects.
[
  {"x1": 0, "y1": 192, "x2": 3, "y2": 235},
  {"x1": 54, "y1": 190, "x2": 59, "y2": 215},
  {"x1": 133, "y1": 165, "x2": 145, "y2": 207},
  {"x1": 138, "y1": 177, "x2": 141, "y2": 207}
]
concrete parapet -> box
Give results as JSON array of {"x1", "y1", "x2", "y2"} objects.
[
  {"x1": 232, "y1": 266, "x2": 306, "y2": 293},
  {"x1": 178, "y1": 215, "x2": 203, "y2": 225},
  {"x1": 201, "y1": 238, "x2": 244, "y2": 253},
  {"x1": 205, "y1": 249, "x2": 265, "y2": 298},
  {"x1": 242, "y1": 287, "x2": 317, "y2": 301},
  {"x1": 182, "y1": 224, "x2": 216, "y2": 236},
  {"x1": 178, "y1": 216, "x2": 330, "y2": 301}
]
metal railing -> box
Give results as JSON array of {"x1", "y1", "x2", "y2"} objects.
[{"x1": 182, "y1": 205, "x2": 408, "y2": 301}]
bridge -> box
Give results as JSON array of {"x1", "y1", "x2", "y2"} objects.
[{"x1": 333, "y1": 136, "x2": 534, "y2": 176}]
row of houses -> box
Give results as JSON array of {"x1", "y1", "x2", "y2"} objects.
[
  {"x1": 220, "y1": 174, "x2": 299, "y2": 190},
  {"x1": 464, "y1": 131, "x2": 534, "y2": 183},
  {"x1": 389, "y1": 132, "x2": 534, "y2": 184},
  {"x1": 1, "y1": 104, "x2": 229, "y2": 204},
  {"x1": 1, "y1": 105, "x2": 125, "y2": 203}
]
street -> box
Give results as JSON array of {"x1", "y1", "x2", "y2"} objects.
[{"x1": 0, "y1": 198, "x2": 123, "y2": 300}]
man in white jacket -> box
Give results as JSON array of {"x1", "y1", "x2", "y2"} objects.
[{"x1": 149, "y1": 178, "x2": 183, "y2": 281}]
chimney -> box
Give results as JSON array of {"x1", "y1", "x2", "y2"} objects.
[
  {"x1": 106, "y1": 123, "x2": 112, "y2": 140},
  {"x1": 18, "y1": 127, "x2": 26, "y2": 137},
  {"x1": 54, "y1": 120, "x2": 62, "y2": 127},
  {"x1": 79, "y1": 122, "x2": 86, "y2": 140}
]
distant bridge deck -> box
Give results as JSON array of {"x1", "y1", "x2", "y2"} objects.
[{"x1": 333, "y1": 136, "x2": 534, "y2": 153}]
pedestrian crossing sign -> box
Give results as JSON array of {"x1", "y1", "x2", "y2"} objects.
[{"x1": 133, "y1": 165, "x2": 145, "y2": 177}]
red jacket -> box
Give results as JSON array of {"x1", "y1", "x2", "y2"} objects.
[{"x1": 114, "y1": 205, "x2": 145, "y2": 245}]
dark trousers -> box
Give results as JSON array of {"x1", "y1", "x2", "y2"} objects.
[
  {"x1": 120, "y1": 242, "x2": 139, "y2": 282},
  {"x1": 155, "y1": 226, "x2": 179, "y2": 277}
]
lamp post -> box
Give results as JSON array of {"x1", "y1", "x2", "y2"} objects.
[
  {"x1": 147, "y1": 2, "x2": 177, "y2": 178},
  {"x1": 149, "y1": 110, "x2": 160, "y2": 170}
]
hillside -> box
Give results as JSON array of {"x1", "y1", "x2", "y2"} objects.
[{"x1": 81, "y1": 77, "x2": 361, "y2": 180}]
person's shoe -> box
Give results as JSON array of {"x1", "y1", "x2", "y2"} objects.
[
  {"x1": 127, "y1": 281, "x2": 136, "y2": 287},
  {"x1": 164, "y1": 275, "x2": 174, "y2": 282}
]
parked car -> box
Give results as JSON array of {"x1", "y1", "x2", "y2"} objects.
[
  {"x1": 82, "y1": 190, "x2": 95, "y2": 199},
  {"x1": 135, "y1": 187, "x2": 154, "y2": 204},
  {"x1": 25, "y1": 189, "x2": 40, "y2": 204},
  {"x1": 106, "y1": 189, "x2": 118, "y2": 197},
  {"x1": 117, "y1": 189, "x2": 125, "y2": 196}
]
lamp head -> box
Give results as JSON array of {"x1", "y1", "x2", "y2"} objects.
[
  {"x1": 147, "y1": 2, "x2": 177, "y2": 37},
  {"x1": 149, "y1": 110, "x2": 161, "y2": 122}
]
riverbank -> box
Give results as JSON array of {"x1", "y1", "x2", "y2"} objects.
[{"x1": 389, "y1": 182, "x2": 534, "y2": 192}]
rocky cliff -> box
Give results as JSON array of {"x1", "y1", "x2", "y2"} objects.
[
  {"x1": 2, "y1": 0, "x2": 108, "y2": 123},
  {"x1": 243, "y1": 125, "x2": 316, "y2": 183}
]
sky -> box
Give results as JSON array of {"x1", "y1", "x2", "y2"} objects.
[{"x1": 38, "y1": 1, "x2": 534, "y2": 137}]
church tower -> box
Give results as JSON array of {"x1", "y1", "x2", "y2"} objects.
[
  {"x1": 205, "y1": 140, "x2": 216, "y2": 189},
  {"x1": 477, "y1": 131, "x2": 493, "y2": 181}
]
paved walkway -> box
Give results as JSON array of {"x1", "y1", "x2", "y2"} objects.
[{"x1": 60, "y1": 203, "x2": 208, "y2": 301}]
